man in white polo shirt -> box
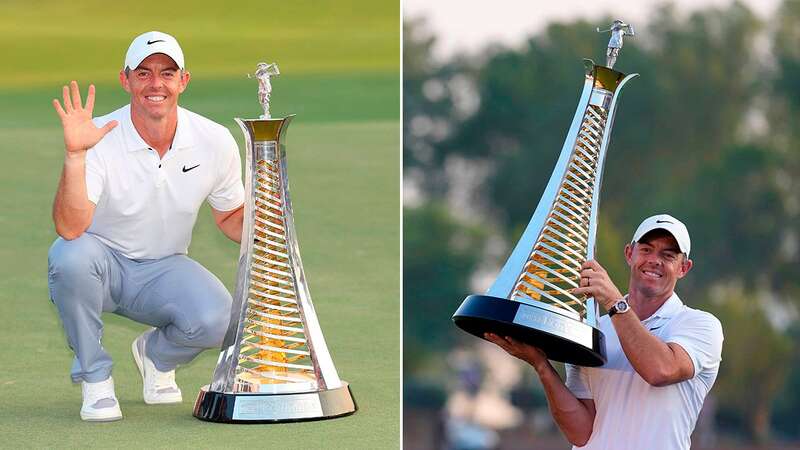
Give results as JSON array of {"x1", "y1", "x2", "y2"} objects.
[
  {"x1": 486, "y1": 214, "x2": 723, "y2": 449},
  {"x1": 48, "y1": 31, "x2": 245, "y2": 421}
]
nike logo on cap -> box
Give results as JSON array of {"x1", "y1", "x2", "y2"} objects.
[
  {"x1": 656, "y1": 219, "x2": 673, "y2": 224},
  {"x1": 182, "y1": 164, "x2": 200, "y2": 173},
  {"x1": 147, "y1": 39, "x2": 166, "y2": 45}
]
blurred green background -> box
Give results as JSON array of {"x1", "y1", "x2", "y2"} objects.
[
  {"x1": 404, "y1": 1, "x2": 800, "y2": 449},
  {"x1": 0, "y1": 1, "x2": 399, "y2": 448}
]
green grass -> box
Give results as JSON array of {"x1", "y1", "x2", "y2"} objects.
[
  {"x1": 0, "y1": 0, "x2": 399, "y2": 87},
  {"x1": 0, "y1": 0, "x2": 399, "y2": 447},
  {"x1": 0, "y1": 118, "x2": 399, "y2": 448}
]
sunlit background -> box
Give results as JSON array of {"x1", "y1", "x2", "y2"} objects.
[{"x1": 403, "y1": 0, "x2": 800, "y2": 448}]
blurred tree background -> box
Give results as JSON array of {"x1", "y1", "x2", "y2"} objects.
[{"x1": 404, "y1": 1, "x2": 800, "y2": 447}]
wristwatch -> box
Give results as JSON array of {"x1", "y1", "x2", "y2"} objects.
[{"x1": 608, "y1": 299, "x2": 630, "y2": 317}]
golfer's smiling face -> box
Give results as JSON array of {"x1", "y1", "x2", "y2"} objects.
[
  {"x1": 625, "y1": 231, "x2": 692, "y2": 299},
  {"x1": 120, "y1": 53, "x2": 190, "y2": 121}
]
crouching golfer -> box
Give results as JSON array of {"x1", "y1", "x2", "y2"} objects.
[{"x1": 48, "y1": 31, "x2": 244, "y2": 421}]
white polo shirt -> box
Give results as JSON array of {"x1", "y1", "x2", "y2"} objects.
[
  {"x1": 565, "y1": 293, "x2": 723, "y2": 450},
  {"x1": 84, "y1": 104, "x2": 244, "y2": 259}
]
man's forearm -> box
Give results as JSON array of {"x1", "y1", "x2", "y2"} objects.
[
  {"x1": 534, "y1": 362, "x2": 595, "y2": 446},
  {"x1": 612, "y1": 312, "x2": 691, "y2": 386},
  {"x1": 216, "y1": 205, "x2": 244, "y2": 243},
  {"x1": 53, "y1": 152, "x2": 94, "y2": 239}
]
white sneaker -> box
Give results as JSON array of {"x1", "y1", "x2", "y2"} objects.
[
  {"x1": 80, "y1": 377, "x2": 123, "y2": 422},
  {"x1": 131, "y1": 329, "x2": 183, "y2": 405}
]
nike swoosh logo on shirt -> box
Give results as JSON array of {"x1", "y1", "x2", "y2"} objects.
[{"x1": 182, "y1": 164, "x2": 200, "y2": 173}]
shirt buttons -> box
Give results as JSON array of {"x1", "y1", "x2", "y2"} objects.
[{"x1": 151, "y1": 149, "x2": 165, "y2": 186}]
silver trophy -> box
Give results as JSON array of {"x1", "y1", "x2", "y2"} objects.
[
  {"x1": 193, "y1": 63, "x2": 356, "y2": 422},
  {"x1": 452, "y1": 23, "x2": 638, "y2": 366}
]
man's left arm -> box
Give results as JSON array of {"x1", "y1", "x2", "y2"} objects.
[
  {"x1": 212, "y1": 205, "x2": 244, "y2": 244},
  {"x1": 208, "y1": 131, "x2": 245, "y2": 243},
  {"x1": 605, "y1": 310, "x2": 695, "y2": 386},
  {"x1": 574, "y1": 260, "x2": 695, "y2": 387}
]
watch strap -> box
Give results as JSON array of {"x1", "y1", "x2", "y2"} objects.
[{"x1": 608, "y1": 299, "x2": 627, "y2": 317}]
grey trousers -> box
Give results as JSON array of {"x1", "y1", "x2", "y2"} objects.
[{"x1": 47, "y1": 233, "x2": 232, "y2": 383}]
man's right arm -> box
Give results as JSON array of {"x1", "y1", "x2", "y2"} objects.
[
  {"x1": 536, "y1": 360, "x2": 596, "y2": 446},
  {"x1": 485, "y1": 333, "x2": 595, "y2": 446},
  {"x1": 51, "y1": 81, "x2": 117, "y2": 239},
  {"x1": 52, "y1": 152, "x2": 95, "y2": 240}
]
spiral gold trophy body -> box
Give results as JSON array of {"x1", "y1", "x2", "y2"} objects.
[
  {"x1": 193, "y1": 63, "x2": 356, "y2": 423},
  {"x1": 452, "y1": 24, "x2": 638, "y2": 367}
]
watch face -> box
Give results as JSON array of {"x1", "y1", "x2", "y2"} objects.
[{"x1": 617, "y1": 300, "x2": 629, "y2": 312}]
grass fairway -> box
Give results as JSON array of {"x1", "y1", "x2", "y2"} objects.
[
  {"x1": 0, "y1": 1, "x2": 399, "y2": 448},
  {"x1": 0, "y1": 118, "x2": 399, "y2": 449}
]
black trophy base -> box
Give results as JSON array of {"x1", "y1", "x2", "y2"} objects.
[
  {"x1": 453, "y1": 294, "x2": 606, "y2": 367},
  {"x1": 193, "y1": 382, "x2": 356, "y2": 423}
]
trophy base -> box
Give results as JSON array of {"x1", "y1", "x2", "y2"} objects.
[
  {"x1": 453, "y1": 295, "x2": 606, "y2": 366},
  {"x1": 193, "y1": 382, "x2": 356, "y2": 423}
]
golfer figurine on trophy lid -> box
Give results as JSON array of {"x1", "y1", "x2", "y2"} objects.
[
  {"x1": 193, "y1": 62, "x2": 356, "y2": 423},
  {"x1": 452, "y1": 22, "x2": 638, "y2": 367}
]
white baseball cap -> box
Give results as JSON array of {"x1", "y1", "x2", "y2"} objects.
[
  {"x1": 124, "y1": 31, "x2": 185, "y2": 71},
  {"x1": 631, "y1": 214, "x2": 691, "y2": 257}
]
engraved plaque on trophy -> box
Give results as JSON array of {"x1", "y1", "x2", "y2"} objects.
[
  {"x1": 452, "y1": 22, "x2": 638, "y2": 367},
  {"x1": 193, "y1": 63, "x2": 356, "y2": 422}
]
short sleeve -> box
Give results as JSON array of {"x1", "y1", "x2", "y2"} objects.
[
  {"x1": 565, "y1": 363, "x2": 592, "y2": 399},
  {"x1": 207, "y1": 131, "x2": 245, "y2": 211},
  {"x1": 667, "y1": 312, "x2": 723, "y2": 381},
  {"x1": 85, "y1": 147, "x2": 105, "y2": 205}
]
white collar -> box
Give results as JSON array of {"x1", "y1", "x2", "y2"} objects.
[{"x1": 641, "y1": 292, "x2": 683, "y2": 323}]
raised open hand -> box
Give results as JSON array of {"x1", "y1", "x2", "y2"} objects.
[{"x1": 52, "y1": 81, "x2": 118, "y2": 154}]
